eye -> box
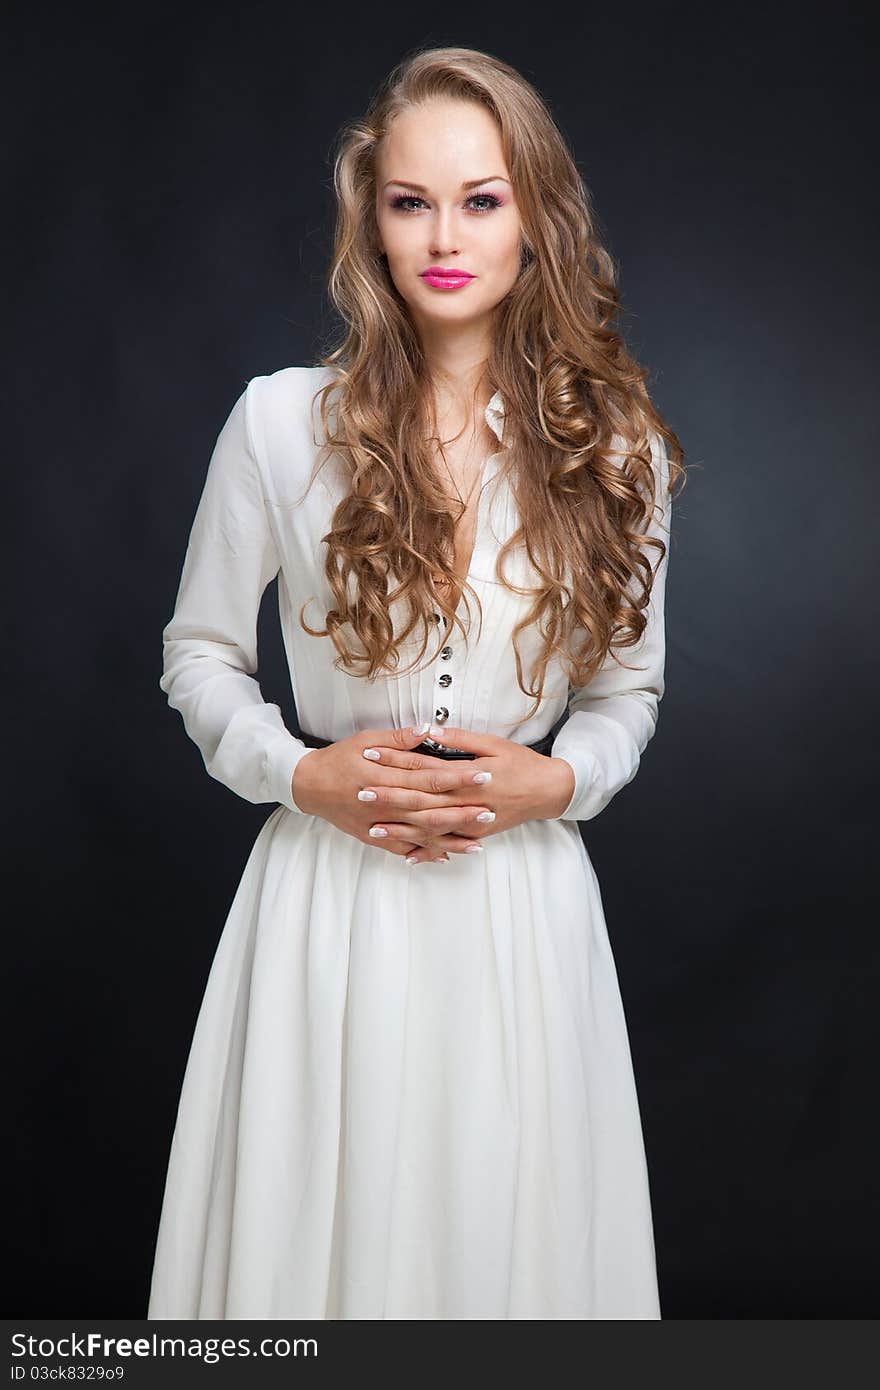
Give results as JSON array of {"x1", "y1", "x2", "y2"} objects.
[
  {"x1": 390, "y1": 192, "x2": 503, "y2": 214},
  {"x1": 390, "y1": 194, "x2": 427, "y2": 213}
]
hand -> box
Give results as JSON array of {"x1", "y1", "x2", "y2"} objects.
[
  {"x1": 290, "y1": 723, "x2": 502, "y2": 863},
  {"x1": 349, "y1": 722, "x2": 577, "y2": 865}
]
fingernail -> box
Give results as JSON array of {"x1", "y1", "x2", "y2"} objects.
[
  {"x1": 472, "y1": 771, "x2": 492, "y2": 784},
  {"x1": 465, "y1": 844, "x2": 484, "y2": 853},
  {"x1": 405, "y1": 855, "x2": 419, "y2": 865},
  {"x1": 363, "y1": 748, "x2": 381, "y2": 761},
  {"x1": 427, "y1": 725, "x2": 444, "y2": 740},
  {"x1": 475, "y1": 810, "x2": 495, "y2": 823},
  {"x1": 411, "y1": 721, "x2": 431, "y2": 737},
  {"x1": 368, "y1": 827, "x2": 388, "y2": 838},
  {"x1": 434, "y1": 856, "x2": 450, "y2": 863},
  {"x1": 358, "y1": 789, "x2": 378, "y2": 801}
]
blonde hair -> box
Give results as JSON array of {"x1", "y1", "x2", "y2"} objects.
[{"x1": 301, "y1": 44, "x2": 686, "y2": 722}]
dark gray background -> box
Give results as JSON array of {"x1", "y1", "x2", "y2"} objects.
[{"x1": 5, "y1": 0, "x2": 877, "y2": 1318}]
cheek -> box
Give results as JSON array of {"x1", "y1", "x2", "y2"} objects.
[
  {"x1": 489, "y1": 234, "x2": 524, "y2": 281},
  {"x1": 485, "y1": 215, "x2": 522, "y2": 262},
  {"x1": 383, "y1": 223, "x2": 420, "y2": 259}
]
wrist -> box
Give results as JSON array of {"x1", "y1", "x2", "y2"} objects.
[
  {"x1": 540, "y1": 756, "x2": 576, "y2": 820},
  {"x1": 291, "y1": 746, "x2": 325, "y2": 815}
]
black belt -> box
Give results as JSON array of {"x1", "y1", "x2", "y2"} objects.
[{"x1": 296, "y1": 727, "x2": 556, "y2": 762}]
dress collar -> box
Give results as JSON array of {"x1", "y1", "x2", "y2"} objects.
[{"x1": 484, "y1": 389, "x2": 505, "y2": 444}]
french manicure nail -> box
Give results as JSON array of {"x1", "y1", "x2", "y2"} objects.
[
  {"x1": 476, "y1": 810, "x2": 495, "y2": 822},
  {"x1": 411, "y1": 721, "x2": 431, "y2": 736},
  {"x1": 363, "y1": 748, "x2": 381, "y2": 761},
  {"x1": 406, "y1": 855, "x2": 419, "y2": 865},
  {"x1": 358, "y1": 789, "x2": 378, "y2": 801},
  {"x1": 465, "y1": 844, "x2": 484, "y2": 853},
  {"x1": 473, "y1": 771, "x2": 492, "y2": 784},
  {"x1": 369, "y1": 827, "x2": 388, "y2": 838}
]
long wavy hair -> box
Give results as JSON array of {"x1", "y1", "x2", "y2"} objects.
[{"x1": 300, "y1": 44, "x2": 686, "y2": 722}]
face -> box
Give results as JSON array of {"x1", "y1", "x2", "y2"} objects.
[{"x1": 374, "y1": 98, "x2": 523, "y2": 340}]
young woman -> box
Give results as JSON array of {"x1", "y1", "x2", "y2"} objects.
[{"x1": 147, "y1": 45, "x2": 684, "y2": 1320}]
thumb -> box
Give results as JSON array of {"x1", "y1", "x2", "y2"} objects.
[
  {"x1": 417, "y1": 724, "x2": 498, "y2": 757},
  {"x1": 379, "y1": 720, "x2": 438, "y2": 751}
]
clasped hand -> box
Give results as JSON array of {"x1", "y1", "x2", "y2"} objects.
[{"x1": 291, "y1": 722, "x2": 576, "y2": 865}]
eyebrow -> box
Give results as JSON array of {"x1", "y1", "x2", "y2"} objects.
[{"x1": 383, "y1": 176, "x2": 511, "y2": 191}]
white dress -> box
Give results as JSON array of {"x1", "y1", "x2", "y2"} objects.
[{"x1": 147, "y1": 365, "x2": 671, "y2": 1320}]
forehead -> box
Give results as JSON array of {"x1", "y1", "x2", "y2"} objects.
[{"x1": 377, "y1": 100, "x2": 507, "y2": 182}]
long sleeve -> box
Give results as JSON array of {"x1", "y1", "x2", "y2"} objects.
[
  {"x1": 158, "y1": 380, "x2": 315, "y2": 813},
  {"x1": 549, "y1": 430, "x2": 673, "y2": 823}
]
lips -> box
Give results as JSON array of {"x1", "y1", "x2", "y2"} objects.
[{"x1": 420, "y1": 268, "x2": 475, "y2": 289}]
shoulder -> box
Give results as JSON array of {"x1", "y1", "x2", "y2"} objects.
[
  {"x1": 243, "y1": 365, "x2": 339, "y2": 500},
  {"x1": 245, "y1": 364, "x2": 337, "y2": 446},
  {"x1": 607, "y1": 427, "x2": 667, "y2": 470},
  {"x1": 605, "y1": 427, "x2": 672, "y2": 550}
]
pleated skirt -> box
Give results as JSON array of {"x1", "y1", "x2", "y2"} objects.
[{"x1": 147, "y1": 808, "x2": 661, "y2": 1319}]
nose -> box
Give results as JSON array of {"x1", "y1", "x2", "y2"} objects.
[{"x1": 429, "y1": 206, "x2": 460, "y2": 259}]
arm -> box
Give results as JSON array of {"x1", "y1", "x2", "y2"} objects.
[
  {"x1": 158, "y1": 379, "x2": 314, "y2": 813},
  {"x1": 548, "y1": 430, "x2": 673, "y2": 823}
]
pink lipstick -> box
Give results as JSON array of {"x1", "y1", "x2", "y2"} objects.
[{"x1": 420, "y1": 267, "x2": 475, "y2": 290}]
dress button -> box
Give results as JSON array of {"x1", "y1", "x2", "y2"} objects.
[
  {"x1": 440, "y1": 645, "x2": 453, "y2": 660},
  {"x1": 434, "y1": 707, "x2": 449, "y2": 723},
  {"x1": 438, "y1": 672, "x2": 452, "y2": 688},
  {"x1": 432, "y1": 612, "x2": 442, "y2": 624}
]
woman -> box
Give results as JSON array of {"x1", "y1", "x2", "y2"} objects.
[{"x1": 147, "y1": 45, "x2": 684, "y2": 1320}]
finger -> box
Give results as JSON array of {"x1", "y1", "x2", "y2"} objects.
[
  {"x1": 360, "y1": 723, "x2": 498, "y2": 765},
  {"x1": 368, "y1": 806, "x2": 494, "y2": 841},
  {"x1": 360, "y1": 749, "x2": 467, "y2": 782},
  {"x1": 403, "y1": 836, "x2": 451, "y2": 865},
  {"x1": 376, "y1": 824, "x2": 485, "y2": 850},
  {"x1": 418, "y1": 724, "x2": 501, "y2": 758},
  {"x1": 403, "y1": 839, "x2": 444, "y2": 861},
  {"x1": 369, "y1": 831, "x2": 448, "y2": 867},
  {"x1": 369, "y1": 834, "x2": 424, "y2": 858},
  {"x1": 358, "y1": 721, "x2": 436, "y2": 758},
  {"x1": 360, "y1": 745, "x2": 495, "y2": 789},
  {"x1": 365, "y1": 821, "x2": 433, "y2": 849},
  {"x1": 364, "y1": 798, "x2": 495, "y2": 831},
  {"x1": 359, "y1": 774, "x2": 494, "y2": 812},
  {"x1": 400, "y1": 832, "x2": 483, "y2": 865}
]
